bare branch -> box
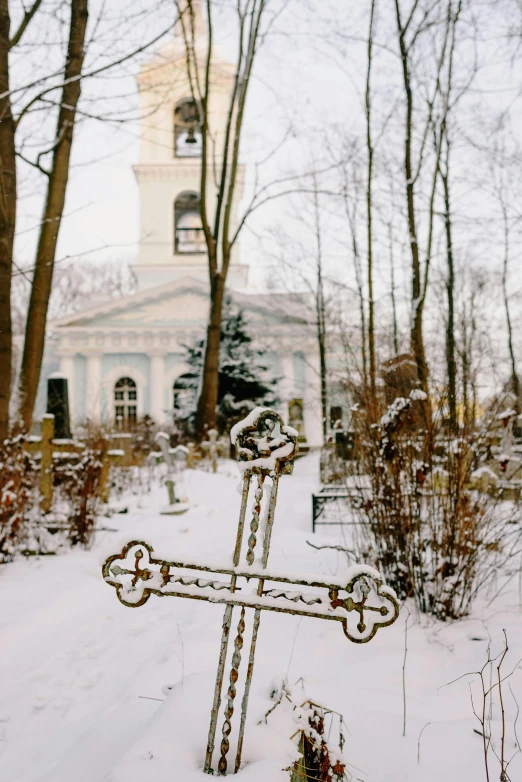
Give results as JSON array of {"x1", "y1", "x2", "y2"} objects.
[{"x1": 9, "y1": 0, "x2": 42, "y2": 49}]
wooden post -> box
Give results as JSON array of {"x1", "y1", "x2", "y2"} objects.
[
  {"x1": 40, "y1": 414, "x2": 55, "y2": 512},
  {"x1": 290, "y1": 734, "x2": 307, "y2": 782},
  {"x1": 100, "y1": 450, "x2": 124, "y2": 503},
  {"x1": 99, "y1": 458, "x2": 112, "y2": 504},
  {"x1": 111, "y1": 433, "x2": 133, "y2": 466},
  {"x1": 187, "y1": 442, "x2": 197, "y2": 469}
]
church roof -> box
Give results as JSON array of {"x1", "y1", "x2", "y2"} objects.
[{"x1": 49, "y1": 276, "x2": 313, "y2": 331}]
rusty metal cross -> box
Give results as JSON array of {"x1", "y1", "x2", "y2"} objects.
[{"x1": 102, "y1": 408, "x2": 399, "y2": 775}]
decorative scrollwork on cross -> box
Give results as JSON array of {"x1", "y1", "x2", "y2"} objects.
[
  {"x1": 103, "y1": 540, "x2": 399, "y2": 643},
  {"x1": 231, "y1": 407, "x2": 298, "y2": 475}
]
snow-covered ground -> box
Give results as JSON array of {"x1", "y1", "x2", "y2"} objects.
[{"x1": 1, "y1": 453, "x2": 521, "y2": 781}]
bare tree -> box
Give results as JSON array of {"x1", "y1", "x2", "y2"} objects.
[
  {"x1": 175, "y1": 0, "x2": 291, "y2": 437},
  {"x1": 0, "y1": 0, "x2": 174, "y2": 434},
  {"x1": 0, "y1": 1, "x2": 18, "y2": 438},
  {"x1": 366, "y1": 0, "x2": 377, "y2": 413},
  {"x1": 339, "y1": 152, "x2": 368, "y2": 390},
  {"x1": 312, "y1": 181, "x2": 328, "y2": 437},
  {"x1": 498, "y1": 178, "x2": 521, "y2": 411},
  {"x1": 393, "y1": 0, "x2": 462, "y2": 394},
  {"x1": 387, "y1": 219, "x2": 400, "y2": 356},
  {"x1": 17, "y1": 0, "x2": 89, "y2": 432},
  {"x1": 439, "y1": 131, "x2": 458, "y2": 430}
]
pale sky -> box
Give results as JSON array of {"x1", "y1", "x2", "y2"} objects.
[{"x1": 12, "y1": 0, "x2": 522, "y2": 377}]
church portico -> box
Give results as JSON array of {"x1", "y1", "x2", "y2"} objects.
[{"x1": 49, "y1": 273, "x2": 324, "y2": 445}]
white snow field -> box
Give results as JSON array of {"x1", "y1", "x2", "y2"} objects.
[{"x1": 1, "y1": 453, "x2": 521, "y2": 781}]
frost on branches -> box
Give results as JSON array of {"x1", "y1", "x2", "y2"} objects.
[
  {"x1": 351, "y1": 391, "x2": 521, "y2": 620},
  {"x1": 264, "y1": 680, "x2": 348, "y2": 781}
]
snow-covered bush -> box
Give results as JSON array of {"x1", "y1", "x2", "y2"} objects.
[
  {"x1": 0, "y1": 435, "x2": 38, "y2": 562},
  {"x1": 53, "y1": 443, "x2": 105, "y2": 547},
  {"x1": 176, "y1": 297, "x2": 277, "y2": 436},
  {"x1": 264, "y1": 680, "x2": 348, "y2": 781},
  {"x1": 351, "y1": 394, "x2": 522, "y2": 620}
]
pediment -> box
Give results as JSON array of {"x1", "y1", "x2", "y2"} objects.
[
  {"x1": 50, "y1": 277, "x2": 312, "y2": 332},
  {"x1": 51, "y1": 278, "x2": 211, "y2": 330}
]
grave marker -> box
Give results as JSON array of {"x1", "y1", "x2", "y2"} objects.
[
  {"x1": 154, "y1": 432, "x2": 173, "y2": 473},
  {"x1": 102, "y1": 408, "x2": 400, "y2": 775},
  {"x1": 46, "y1": 373, "x2": 71, "y2": 439},
  {"x1": 202, "y1": 427, "x2": 219, "y2": 473}
]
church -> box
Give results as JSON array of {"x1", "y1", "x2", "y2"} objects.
[{"x1": 42, "y1": 9, "x2": 327, "y2": 447}]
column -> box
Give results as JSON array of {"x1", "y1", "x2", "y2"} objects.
[
  {"x1": 303, "y1": 346, "x2": 323, "y2": 447},
  {"x1": 59, "y1": 353, "x2": 75, "y2": 423},
  {"x1": 279, "y1": 351, "x2": 294, "y2": 421},
  {"x1": 85, "y1": 353, "x2": 102, "y2": 422},
  {"x1": 149, "y1": 352, "x2": 166, "y2": 425}
]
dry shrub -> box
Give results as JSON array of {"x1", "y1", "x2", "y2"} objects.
[
  {"x1": 292, "y1": 702, "x2": 347, "y2": 781},
  {"x1": 53, "y1": 433, "x2": 107, "y2": 547},
  {"x1": 351, "y1": 395, "x2": 521, "y2": 620},
  {"x1": 0, "y1": 436, "x2": 38, "y2": 562},
  {"x1": 265, "y1": 681, "x2": 348, "y2": 781}
]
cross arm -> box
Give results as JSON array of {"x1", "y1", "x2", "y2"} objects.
[{"x1": 102, "y1": 540, "x2": 399, "y2": 643}]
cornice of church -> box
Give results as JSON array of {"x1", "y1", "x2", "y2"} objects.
[
  {"x1": 54, "y1": 327, "x2": 317, "y2": 358},
  {"x1": 133, "y1": 162, "x2": 244, "y2": 181}
]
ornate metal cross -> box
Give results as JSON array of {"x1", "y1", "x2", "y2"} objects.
[{"x1": 102, "y1": 408, "x2": 399, "y2": 775}]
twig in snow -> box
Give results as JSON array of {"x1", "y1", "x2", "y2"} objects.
[
  {"x1": 306, "y1": 540, "x2": 357, "y2": 561},
  {"x1": 509, "y1": 683, "x2": 520, "y2": 752},
  {"x1": 138, "y1": 696, "x2": 164, "y2": 702},
  {"x1": 519, "y1": 555, "x2": 522, "y2": 612},
  {"x1": 286, "y1": 617, "x2": 303, "y2": 679},
  {"x1": 442, "y1": 629, "x2": 521, "y2": 782},
  {"x1": 176, "y1": 622, "x2": 185, "y2": 695},
  {"x1": 402, "y1": 608, "x2": 410, "y2": 737},
  {"x1": 497, "y1": 630, "x2": 509, "y2": 779},
  {"x1": 417, "y1": 721, "x2": 431, "y2": 764}
]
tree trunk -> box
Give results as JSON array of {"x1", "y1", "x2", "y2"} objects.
[
  {"x1": 18, "y1": 0, "x2": 89, "y2": 431},
  {"x1": 195, "y1": 271, "x2": 226, "y2": 437},
  {"x1": 366, "y1": 0, "x2": 376, "y2": 416},
  {"x1": 313, "y1": 184, "x2": 328, "y2": 438},
  {"x1": 388, "y1": 221, "x2": 399, "y2": 355},
  {"x1": 501, "y1": 202, "x2": 520, "y2": 412},
  {"x1": 461, "y1": 316, "x2": 470, "y2": 428},
  {"x1": 394, "y1": 0, "x2": 428, "y2": 392},
  {"x1": 441, "y1": 143, "x2": 457, "y2": 432},
  {"x1": 317, "y1": 302, "x2": 328, "y2": 438},
  {"x1": 0, "y1": 0, "x2": 17, "y2": 439}
]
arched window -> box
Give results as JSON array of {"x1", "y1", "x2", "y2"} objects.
[
  {"x1": 173, "y1": 374, "x2": 195, "y2": 418},
  {"x1": 174, "y1": 98, "x2": 202, "y2": 158},
  {"x1": 114, "y1": 377, "x2": 137, "y2": 427},
  {"x1": 174, "y1": 191, "x2": 205, "y2": 254}
]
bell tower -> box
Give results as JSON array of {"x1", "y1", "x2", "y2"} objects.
[{"x1": 132, "y1": 0, "x2": 247, "y2": 291}]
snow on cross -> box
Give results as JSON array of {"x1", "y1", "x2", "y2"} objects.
[{"x1": 102, "y1": 407, "x2": 400, "y2": 776}]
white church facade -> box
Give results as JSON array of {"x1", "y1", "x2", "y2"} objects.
[{"x1": 44, "y1": 13, "x2": 325, "y2": 447}]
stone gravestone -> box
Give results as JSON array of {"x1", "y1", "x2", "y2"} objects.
[
  {"x1": 46, "y1": 372, "x2": 71, "y2": 439},
  {"x1": 202, "y1": 428, "x2": 218, "y2": 473},
  {"x1": 171, "y1": 445, "x2": 189, "y2": 473},
  {"x1": 103, "y1": 407, "x2": 400, "y2": 775},
  {"x1": 154, "y1": 432, "x2": 189, "y2": 515}
]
